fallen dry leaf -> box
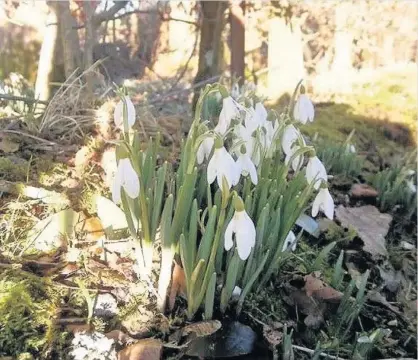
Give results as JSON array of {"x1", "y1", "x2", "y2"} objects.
[
  {"x1": 350, "y1": 184, "x2": 378, "y2": 198},
  {"x1": 336, "y1": 205, "x2": 392, "y2": 258},
  {"x1": 76, "y1": 215, "x2": 105, "y2": 242},
  {"x1": 282, "y1": 284, "x2": 325, "y2": 328},
  {"x1": 304, "y1": 274, "x2": 343, "y2": 301},
  {"x1": 0, "y1": 134, "x2": 19, "y2": 153},
  {"x1": 263, "y1": 324, "x2": 283, "y2": 349},
  {"x1": 65, "y1": 323, "x2": 92, "y2": 334},
  {"x1": 105, "y1": 330, "x2": 135, "y2": 345},
  {"x1": 168, "y1": 263, "x2": 186, "y2": 311},
  {"x1": 117, "y1": 338, "x2": 162, "y2": 360}
]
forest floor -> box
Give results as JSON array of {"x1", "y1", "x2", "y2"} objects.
[{"x1": 0, "y1": 65, "x2": 416, "y2": 360}]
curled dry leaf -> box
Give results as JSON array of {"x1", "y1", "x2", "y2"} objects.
[
  {"x1": 303, "y1": 274, "x2": 343, "y2": 301},
  {"x1": 105, "y1": 330, "x2": 135, "y2": 345},
  {"x1": 168, "y1": 263, "x2": 186, "y2": 311},
  {"x1": 169, "y1": 320, "x2": 222, "y2": 345},
  {"x1": 263, "y1": 324, "x2": 283, "y2": 349},
  {"x1": 117, "y1": 338, "x2": 163, "y2": 360}
]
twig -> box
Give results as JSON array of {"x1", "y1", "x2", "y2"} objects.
[
  {"x1": 0, "y1": 129, "x2": 57, "y2": 145},
  {"x1": 0, "y1": 93, "x2": 49, "y2": 105},
  {"x1": 92, "y1": 0, "x2": 129, "y2": 27},
  {"x1": 0, "y1": 180, "x2": 70, "y2": 206},
  {"x1": 168, "y1": 25, "x2": 199, "y2": 91},
  {"x1": 144, "y1": 75, "x2": 222, "y2": 106},
  {"x1": 292, "y1": 345, "x2": 347, "y2": 360}
]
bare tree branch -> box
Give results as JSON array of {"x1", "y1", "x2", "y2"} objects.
[{"x1": 92, "y1": 0, "x2": 128, "y2": 27}]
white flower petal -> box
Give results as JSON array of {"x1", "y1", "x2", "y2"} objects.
[
  {"x1": 306, "y1": 156, "x2": 327, "y2": 190},
  {"x1": 224, "y1": 220, "x2": 235, "y2": 251},
  {"x1": 294, "y1": 94, "x2": 314, "y2": 124},
  {"x1": 207, "y1": 153, "x2": 218, "y2": 184},
  {"x1": 323, "y1": 188, "x2": 335, "y2": 219},
  {"x1": 114, "y1": 96, "x2": 136, "y2": 128},
  {"x1": 311, "y1": 191, "x2": 321, "y2": 217},
  {"x1": 120, "y1": 159, "x2": 140, "y2": 199},
  {"x1": 282, "y1": 231, "x2": 296, "y2": 252},
  {"x1": 282, "y1": 125, "x2": 299, "y2": 155}
]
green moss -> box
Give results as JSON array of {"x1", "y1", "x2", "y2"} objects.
[
  {"x1": 0, "y1": 270, "x2": 63, "y2": 357},
  {"x1": 0, "y1": 157, "x2": 27, "y2": 182}
]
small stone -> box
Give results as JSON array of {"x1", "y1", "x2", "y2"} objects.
[
  {"x1": 388, "y1": 319, "x2": 398, "y2": 327},
  {"x1": 60, "y1": 178, "x2": 80, "y2": 189},
  {"x1": 401, "y1": 241, "x2": 415, "y2": 250},
  {"x1": 93, "y1": 293, "x2": 118, "y2": 318},
  {"x1": 350, "y1": 184, "x2": 378, "y2": 198}
]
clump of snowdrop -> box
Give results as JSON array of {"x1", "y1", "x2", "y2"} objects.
[
  {"x1": 70, "y1": 331, "x2": 116, "y2": 360},
  {"x1": 106, "y1": 81, "x2": 335, "y2": 320}
]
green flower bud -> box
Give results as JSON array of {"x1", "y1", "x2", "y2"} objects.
[
  {"x1": 219, "y1": 85, "x2": 229, "y2": 99},
  {"x1": 214, "y1": 137, "x2": 224, "y2": 149},
  {"x1": 233, "y1": 195, "x2": 245, "y2": 212}
]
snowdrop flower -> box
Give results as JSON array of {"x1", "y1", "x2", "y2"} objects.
[
  {"x1": 112, "y1": 158, "x2": 140, "y2": 204},
  {"x1": 197, "y1": 137, "x2": 214, "y2": 164},
  {"x1": 306, "y1": 155, "x2": 327, "y2": 190},
  {"x1": 312, "y1": 183, "x2": 334, "y2": 220},
  {"x1": 293, "y1": 94, "x2": 314, "y2": 124},
  {"x1": 215, "y1": 96, "x2": 241, "y2": 135},
  {"x1": 282, "y1": 231, "x2": 297, "y2": 252},
  {"x1": 114, "y1": 96, "x2": 135, "y2": 129},
  {"x1": 224, "y1": 197, "x2": 256, "y2": 260},
  {"x1": 282, "y1": 124, "x2": 300, "y2": 155},
  {"x1": 244, "y1": 106, "x2": 258, "y2": 133},
  {"x1": 236, "y1": 145, "x2": 258, "y2": 185},
  {"x1": 285, "y1": 145, "x2": 303, "y2": 172},
  {"x1": 207, "y1": 141, "x2": 239, "y2": 190},
  {"x1": 254, "y1": 102, "x2": 268, "y2": 126}
]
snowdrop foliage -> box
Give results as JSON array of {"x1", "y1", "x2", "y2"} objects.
[
  {"x1": 111, "y1": 158, "x2": 140, "y2": 203},
  {"x1": 107, "y1": 81, "x2": 335, "y2": 319}
]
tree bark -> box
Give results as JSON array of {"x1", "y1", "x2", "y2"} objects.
[
  {"x1": 49, "y1": 1, "x2": 82, "y2": 78},
  {"x1": 192, "y1": 1, "x2": 226, "y2": 111},
  {"x1": 229, "y1": 1, "x2": 245, "y2": 86},
  {"x1": 35, "y1": 3, "x2": 58, "y2": 102}
]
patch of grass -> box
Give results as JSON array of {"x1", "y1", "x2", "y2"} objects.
[
  {"x1": 369, "y1": 164, "x2": 417, "y2": 215},
  {"x1": 0, "y1": 157, "x2": 28, "y2": 182},
  {"x1": 315, "y1": 136, "x2": 363, "y2": 178}
]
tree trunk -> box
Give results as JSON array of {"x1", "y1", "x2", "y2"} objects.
[
  {"x1": 230, "y1": 1, "x2": 245, "y2": 86},
  {"x1": 267, "y1": 16, "x2": 304, "y2": 102},
  {"x1": 331, "y1": 3, "x2": 353, "y2": 92},
  {"x1": 35, "y1": 3, "x2": 58, "y2": 101},
  {"x1": 50, "y1": 1, "x2": 82, "y2": 78},
  {"x1": 192, "y1": 1, "x2": 226, "y2": 111}
]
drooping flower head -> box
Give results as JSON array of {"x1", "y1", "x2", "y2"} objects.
[
  {"x1": 312, "y1": 182, "x2": 334, "y2": 220},
  {"x1": 215, "y1": 95, "x2": 241, "y2": 135},
  {"x1": 236, "y1": 144, "x2": 258, "y2": 185},
  {"x1": 224, "y1": 196, "x2": 256, "y2": 260},
  {"x1": 114, "y1": 96, "x2": 136, "y2": 129},
  {"x1": 282, "y1": 231, "x2": 298, "y2": 252},
  {"x1": 207, "y1": 139, "x2": 239, "y2": 190},
  {"x1": 306, "y1": 152, "x2": 327, "y2": 190},
  {"x1": 293, "y1": 86, "x2": 314, "y2": 124},
  {"x1": 112, "y1": 157, "x2": 140, "y2": 204}
]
